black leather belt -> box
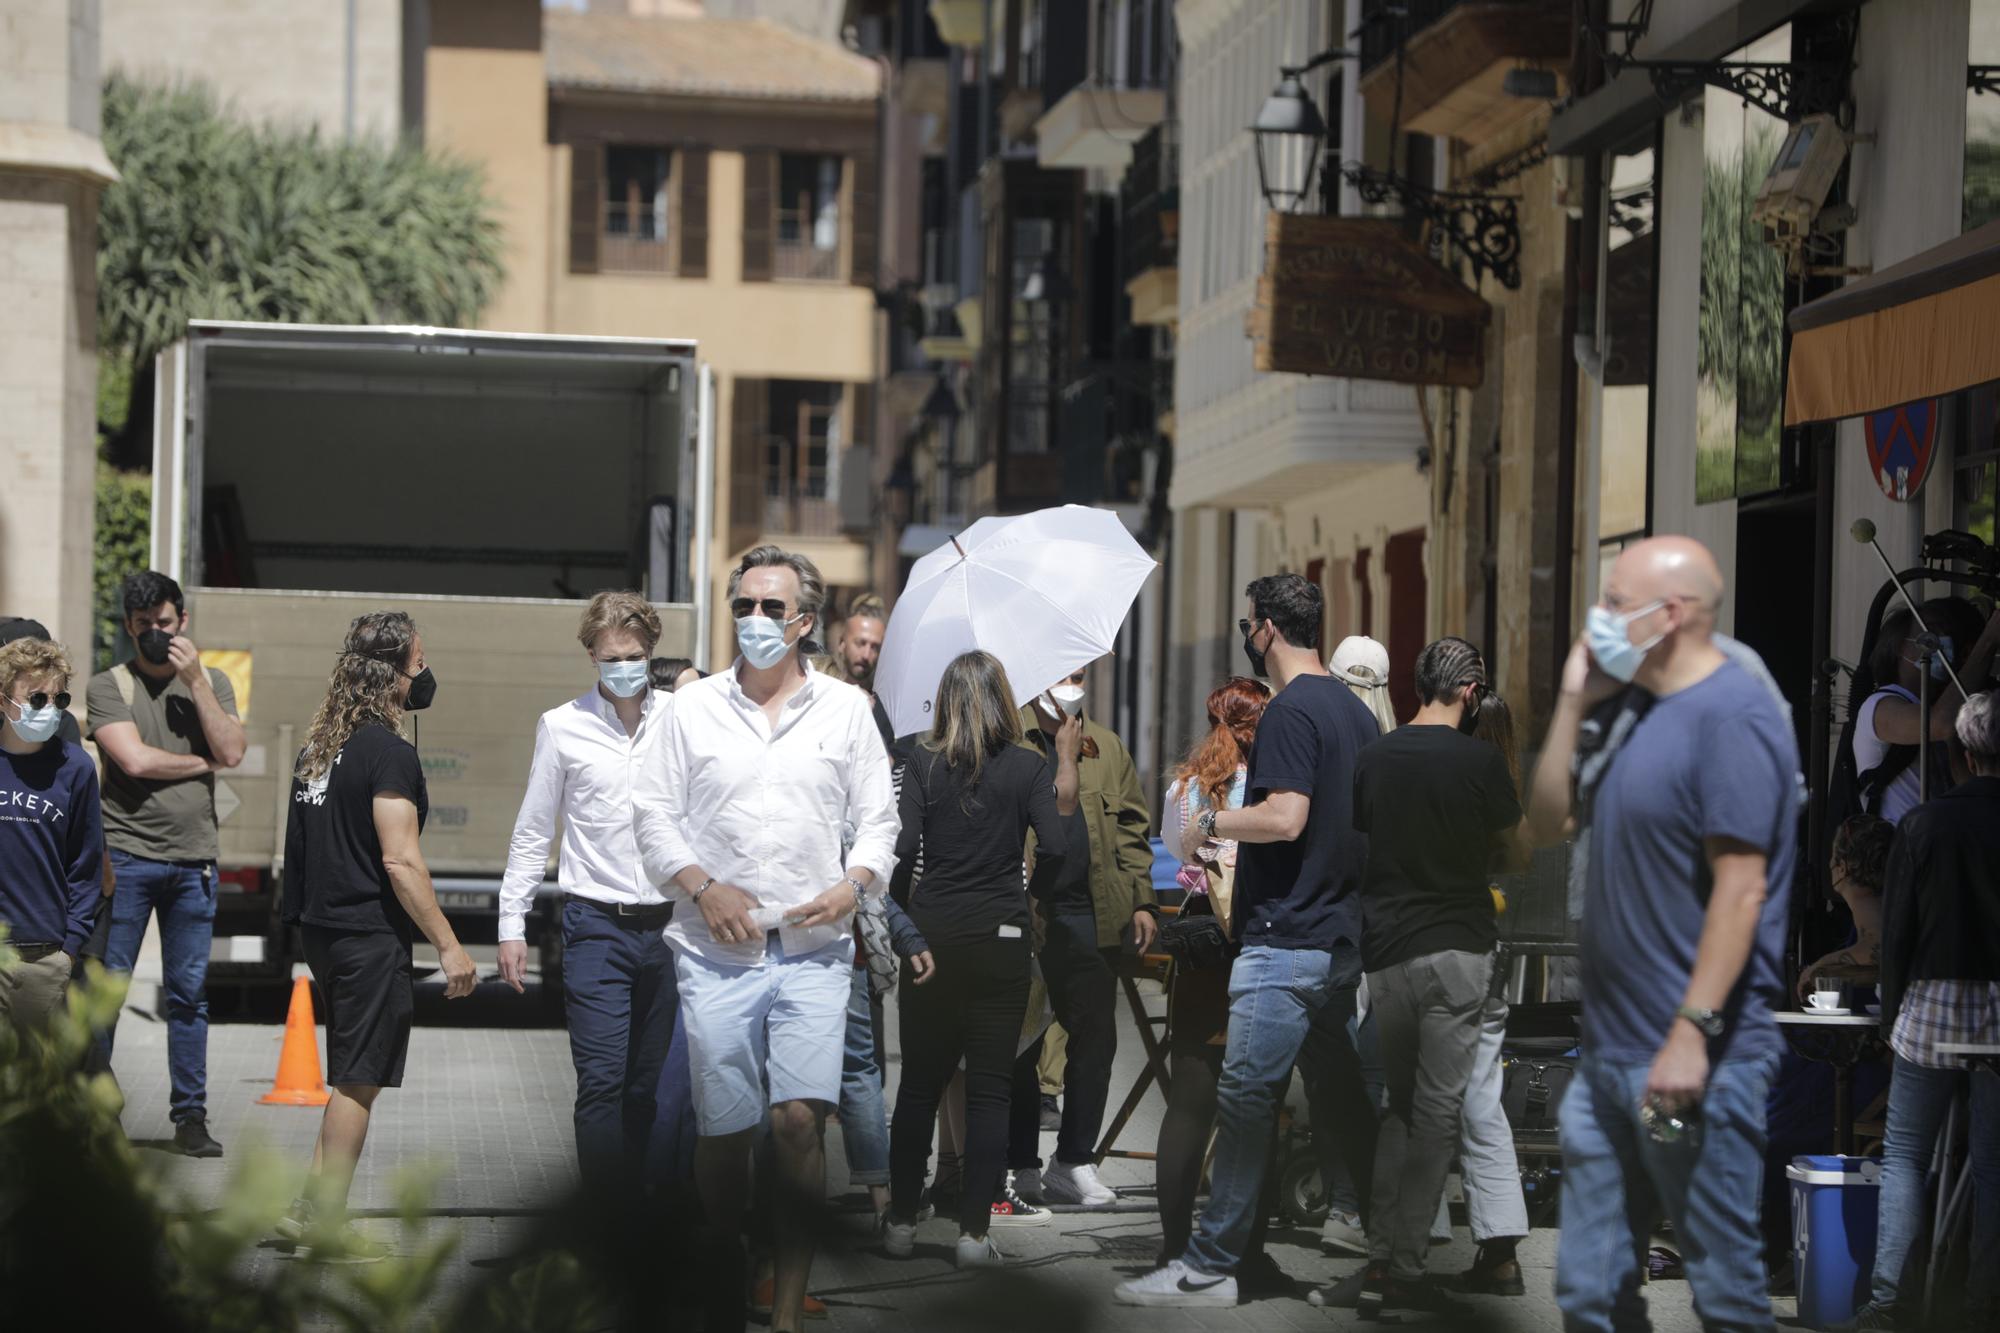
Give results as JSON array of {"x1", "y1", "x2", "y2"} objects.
[
  {"x1": 12, "y1": 942, "x2": 63, "y2": 961},
  {"x1": 577, "y1": 897, "x2": 672, "y2": 927}
]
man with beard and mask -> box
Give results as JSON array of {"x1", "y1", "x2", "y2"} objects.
[
  {"x1": 1017, "y1": 665, "x2": 1157, "y2": 1208},
  {"x1": 633, "y1": 545, "x2": 898, "y2": 1333},
  {"x1": 821, "y1": 593, "x2": 893, "y2": 748},
  {"x1": 87, "y1": 570, "x2": 245, "y2": 1158},
  {"x1": 1118, "y1": 572, "x2": 1379, "y2": 1308},
  {"x1": 1345, "y1": 637, "x2": 1526, "y2": 1319},
  {"x1": 1522, "y1": 536, "x2": 1796, "y2": 1333}
]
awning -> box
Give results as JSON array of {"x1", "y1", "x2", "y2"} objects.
[{"x1": 1784, "y1": 218, "x2": 2000, "y2": 426}]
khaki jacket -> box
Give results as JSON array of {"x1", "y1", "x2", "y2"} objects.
[{"x1": 1019, "y1": 705, "x2": 1157, "y2": 949}]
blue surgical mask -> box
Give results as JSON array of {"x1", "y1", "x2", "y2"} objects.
[
  {"x1": 598, "y1": 660, "x2": 650, "y2": 698},
  {"x1": 6, "y1": 698, "x2": 62, "y2": 744},
  {"x1": 736, "y1": 613, "x2": 802, "y2": 670},
  {"x1": 1584, "y1": 600, "x2": 1666, "y2": 684}
]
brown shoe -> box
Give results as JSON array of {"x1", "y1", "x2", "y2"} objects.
[{"x1": 749, "y1": 1276, "x2": 827, "y2": 1319}]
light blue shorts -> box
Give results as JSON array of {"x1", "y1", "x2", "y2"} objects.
[{"x1": 671, "y1": 934, "x2": 853, "y2": 1136}]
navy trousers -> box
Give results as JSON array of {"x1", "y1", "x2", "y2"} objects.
[{"x1": 562, "y1": 899, "x2": 678, "y2": 1191}]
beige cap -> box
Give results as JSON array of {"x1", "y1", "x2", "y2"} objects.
[{"x1": 1328, "y1": 635, "x2": 1390, "y2": 687}]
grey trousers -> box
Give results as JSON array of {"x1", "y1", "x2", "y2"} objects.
[{"x1": 1366, "y1": 948, "x2": 1494, "y2": 1279}]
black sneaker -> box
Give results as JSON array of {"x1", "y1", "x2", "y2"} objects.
[
  {"x1": 1842, "y1": 1301, "x2": 1902, "y2": 1331},
  {"x1": 1237, "y1": 1250, "x2": 1295, "y2": 1299},
  {"x1": 174, "y1": 1116, "x2": 224, "y2": 1158},
  {"x1": 1379, "y1": 1276, "x2": 1469, "y2": 1323},
  {"x1": 1357, "y1": 1262, "x2": 1391, "y2": 1321},
  {"x1": 1039, "y1": 1094, "x2": 1061, "y2": 1132}
]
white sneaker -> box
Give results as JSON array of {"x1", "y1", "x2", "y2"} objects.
[
  {"x1": 882, "y1": 1216, "x2": 917, "y2": 1258},
  {"x1": 955, "y1": 1232, "x2": 1004, "y2": 1270},
  {"x1": 1320, "y1": 1207, "x2": 1368, "y2": 1257},
  {"x1": 1113, "y1": 1260, "x2": 1237, "y2": 1308},
  {"x1": 1040, "y1": 1159, "x2": 1118, "y2": 1207},
  {"x1": 1012, "y1": 1166, "x2": 1044, "y2": 1202}
]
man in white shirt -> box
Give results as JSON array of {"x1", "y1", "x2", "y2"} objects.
[
  {"x1": 499, "y1": 591, "x2": 674, "y2": 1193},
  {"x1": 634, "y1": 545, "x2": 898, "y2": 1333}
]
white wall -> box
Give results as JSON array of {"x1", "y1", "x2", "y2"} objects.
[{"x1": 1831, "y1": 0, "x2": 1970, "y2": 662}]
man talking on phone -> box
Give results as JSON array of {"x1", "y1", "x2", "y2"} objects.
[{"x1": 1522, "y1": 536, "x2": 1796, "y2": 1333}]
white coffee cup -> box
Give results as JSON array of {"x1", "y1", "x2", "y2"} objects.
[{"x1": 1807, "y1": 987, "x2": 1842, "y2": 1010}]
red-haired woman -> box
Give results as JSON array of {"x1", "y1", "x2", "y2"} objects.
[{"x1": 1154, "y1": 676, "x2": 1269, "y2": 1265}]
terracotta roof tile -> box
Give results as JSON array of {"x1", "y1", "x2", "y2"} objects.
[{"x1": 545, "y1": 12, "x2": 880, "y2": 105}]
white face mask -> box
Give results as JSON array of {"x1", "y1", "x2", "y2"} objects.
[
  {"x1": 736, "y1": 613, "x2": 802, "y2": 670},
  {"x1": 597, "y1": 660, "x2": 650, "y2": 698},
  {"x1": 5, "y1": 697, "x2": 62, "y2": 744},
  {"x1": 1045, "y1": 684, "x2": 1086, "y2": 717}
]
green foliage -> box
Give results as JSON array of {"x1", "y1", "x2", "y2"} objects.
[
  {"x1": 92, "y1": 464, "x2": 152, "y2": 670},
  {"x1": 1696, "y1": 116, "x2": 1787, "y2": 502},
  {"x1": 0, "y1": 934, "x2": 611, "y2": 1330},
  {"x1": 1966, "y1": 138, "x2": 2000, "y2": 234},
  {"x1": 97, "y1": 75, "x2": 504, "y2": 372}
]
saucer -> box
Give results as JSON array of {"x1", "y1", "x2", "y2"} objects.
[{"x1": 1802, "y1": 1005, "x2": 1851, "y2": 1016}]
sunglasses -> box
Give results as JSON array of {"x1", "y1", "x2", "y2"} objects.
[
  {"x1": 13, "y1": 691, "x2": 71, "y2": 712},
  {"x1": 731, "y1": 598, "x2": 794, "y2": 620},
  {"x1": 1238, "y1": 618, "x2": 1260, "y2": 638}
]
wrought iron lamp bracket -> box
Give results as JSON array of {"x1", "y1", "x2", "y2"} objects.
[
  {"x1": 1606, "y1": 57, "x2": 1845, "y2": 121},
  {"x1": 1971, "y1": 66, "x2": 2000, "y2": 98},
  {"x1": 1327, "y1": 160, "x2": 1523, "y2": 291}
]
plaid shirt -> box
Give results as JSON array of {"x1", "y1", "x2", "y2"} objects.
[{"x1": 1889, "y1": 980, "x2": 2000, "y2": 1068}]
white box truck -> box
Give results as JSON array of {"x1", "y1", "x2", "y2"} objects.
[{"x1": 146, "y1": 321, "x2": 715, "y2": 1008}]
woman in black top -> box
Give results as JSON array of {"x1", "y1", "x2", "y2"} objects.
[
  {"x1": 274, "y1": 612, "x2": 476, "y2": 1260},
  {"x1": 883, "y1": 651, "x2": 1077, "y2": 1268}
]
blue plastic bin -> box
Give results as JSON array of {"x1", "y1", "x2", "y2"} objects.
[{"x1": 1787, "y1": 1154, "x2": 1882, "y2": 1329}]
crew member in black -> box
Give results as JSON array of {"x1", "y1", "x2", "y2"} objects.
[
  {"x1": 883, "y1": 651, "x2": 1077, "y2": 1270},
  {"x1": 274, "y1": 612, "x2": 477, "y2": 1261}
]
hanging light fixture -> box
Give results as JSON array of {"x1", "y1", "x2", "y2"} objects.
[{"x1": 1250, "y1": 71, "x2": 1328, "y2": 213}]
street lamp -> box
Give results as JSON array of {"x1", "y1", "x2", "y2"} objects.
[
  {"x1": 1250, "y1": 72, "x2": 1327, "y2": 214},
  {"x1": 920, "y1": 370, "x2": 961, "y2": 424}
]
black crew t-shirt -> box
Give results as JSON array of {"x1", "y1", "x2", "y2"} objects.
[
  {"x1": 894, "y1": 741, "x2": 1066, "y2": 948},
  {"x1": 1354, "y1": 724, "x2": 1522, "y2": 970},
  {"x1": 1234, "y1": 674, "x2": 1379, "y2": 949},
  {"x1": 282, "y1": 723, "x2": 428, "y2": 940}
]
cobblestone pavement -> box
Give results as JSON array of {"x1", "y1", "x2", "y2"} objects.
[{"x1": 108, "y1": 945, "x2": 1759, "y2": 1329}]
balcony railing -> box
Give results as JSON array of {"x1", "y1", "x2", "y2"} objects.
[
  {"x1": 775, "y1": 209, "x2": 841, "y2": 281},
  {"x1": 1120, "y1": 123, "x2": 1179, "y2": 282},
  {"x1": 731, "y1": 439, "x2": 842, "y2": 538},
  {"x1": 600, "y1": 199, "x2": 673, "y2": 274}
]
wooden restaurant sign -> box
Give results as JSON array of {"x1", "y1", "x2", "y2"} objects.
[{"x1": 1249, "y1": 213, "x2": 1490, "y2": 388}]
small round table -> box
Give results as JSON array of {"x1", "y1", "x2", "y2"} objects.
[{"x1": 1775, "y1": 1011, "x2": 1884, "y2": 1154}]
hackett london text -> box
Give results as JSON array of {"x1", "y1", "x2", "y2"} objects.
[{"x1": 2, "y1": 789, "x2": 65, "y2": 820}]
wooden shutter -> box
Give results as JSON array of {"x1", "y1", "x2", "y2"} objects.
[
  {"x1": 568, "y1": 141, "x2": 603, "y2": 275},
  {"x1": 729, "y1": 377, "x2": 768, "y2": 545},
  {"x1": 741, "y1": 150, "x2": 775, "y2": 282},
  {"x1": 677, "y1": 147, "x2": 709, "y2": 279},
  {"x1": 848, "y1": 150, "x2": 879, "y2": 288}
]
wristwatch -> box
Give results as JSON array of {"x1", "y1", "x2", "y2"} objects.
[
  {"x1": 689, "y1": 876, "x2": 716, "y2": 902},
  {"x1": 1675, "y1": 1004, "x2": 1725, "y2": 1038},
  {"x1": 1196, "y1": 809, "x2": 1218, "y2": 840},
  {"x1": 844, "y1": 875, "x2": 870, "y2": 905}
]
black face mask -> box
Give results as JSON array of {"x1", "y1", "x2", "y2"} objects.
[
  {"x1": 1242, "y1": 624, "x2": 1268, "y2": 679},
  {"x1": 136, "y1": 628, "x2": 174, "y2": 666},
  {"x1": 403, "y1": 666, "x2": 437, "y2": 712}
]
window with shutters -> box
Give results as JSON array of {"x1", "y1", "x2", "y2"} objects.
[
  {"x1": 603, "y1": 147, "x2": 673, "y2": 273},
  {"x1": 775, "y1": 153, "x2": 843, "y2": 282},
  {"x1": 757, "y1": 381, "x2": 844, "y2": 535}
]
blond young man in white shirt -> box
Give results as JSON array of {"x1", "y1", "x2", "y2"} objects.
[
  {"x1": 633, "y1": 546, "x2": 897, "y2": 1333},
  {"x1": 499, "y1": 591, "x2": 674, "y2": 1192}
]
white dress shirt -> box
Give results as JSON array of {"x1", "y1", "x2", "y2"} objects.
[
  {"x1": 633, "y1": 661, "x2": 899, "y2": 966},
  {"x1": 499, "y1": 688, "x2": 669, "y2": 942}
]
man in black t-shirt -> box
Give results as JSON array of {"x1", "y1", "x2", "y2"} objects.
[
  {"x1": 1115, "y1": 573, "x2": 1380, "y2": 1308},
  {"x1": 1352, "y1": 637, "x2": 1522, "y2": 1317}
]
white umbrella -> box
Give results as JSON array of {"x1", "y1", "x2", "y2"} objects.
[{"x1": 875, "y1": 504, "x2": 1157, "y2": 738}]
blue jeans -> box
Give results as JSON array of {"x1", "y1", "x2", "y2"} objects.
[
  {"x1": 838, "y1": 963, "x2": 890, "y2": 1186},
  {"x1": 561, "y1": 900, "x2": 678, "y2": 1189},
  {"x1": 1184, "y1": 942, "x2": 1370, "y2": 1276},
  {"x1": 103, "y1": 851, "x2": 215, "y2": 1125},
  {"x1": 1872, "y1": 1056, "x2": 2000, "y2": 1313},
  {"x1": 1555, "y1": 1052, "x2": 1779, "y2": 1333}
]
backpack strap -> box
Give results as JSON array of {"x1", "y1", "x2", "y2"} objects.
[{"x1": 115, "y1": 661, "x2": 138, "y2": 708}]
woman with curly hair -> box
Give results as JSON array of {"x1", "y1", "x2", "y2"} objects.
[
  {"x1": 1154, "y1": 676, "x2": 1269, "y2": 1267},
  {"x1": 276, "y1": 612, "x2": 476, "y2": 1260}
]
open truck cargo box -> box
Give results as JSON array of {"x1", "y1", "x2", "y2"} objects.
[{"x1": 148, "y1": 323, "x2": 713, "y2": 989}]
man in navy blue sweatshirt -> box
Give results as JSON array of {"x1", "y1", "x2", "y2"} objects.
[{"x1": 0, "y1": 636, "x2": 104, "y2": 1034}]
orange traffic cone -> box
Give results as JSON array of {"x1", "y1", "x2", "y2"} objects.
[{"x1": 258, "y1": 976, "x2": 332, "y2": 1106}]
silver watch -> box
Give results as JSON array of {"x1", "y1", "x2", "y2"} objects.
[{"x1": 844, "y1": 875, "x2": 870, "y2": 904}]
